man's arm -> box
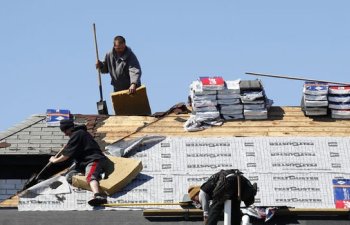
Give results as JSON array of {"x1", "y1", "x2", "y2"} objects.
[
  {"x1": 199, "y1": 190, "x2": 210, "y2": 221},
  {"x1": 51, "y1": 130, "x2": 81, "y2": 164},
  {"x1": 128, "y1": 51, "x2": 141, "y2": 86},
  {"x1": 49, "y1": 154, "x2": 70, "y2": 164},
  {"x1": 127, "y1": 51, "x2": 141, "y2": 94},
  {"x1": 96, "y1": 54, "x2": 110, "y2": 74}
]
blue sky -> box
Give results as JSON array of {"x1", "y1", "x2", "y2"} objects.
[{"x1": 1, "y1": 1, "x2": 350, "y2": 131}]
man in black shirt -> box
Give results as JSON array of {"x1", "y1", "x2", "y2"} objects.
[
  {"x1": 188, "y1": 169, "x2": 257, "y2": 225},
  {"x1": 49, "y1": 119, "x2": 108, "y2": 206}
]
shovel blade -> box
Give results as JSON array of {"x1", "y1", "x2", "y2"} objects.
[{"x1": 97, "y1": 100, "x2": 108, "y2": 115}]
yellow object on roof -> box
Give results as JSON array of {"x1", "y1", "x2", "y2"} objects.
[
  {"x1": 110, "y1": 85, "x2": 151, "y2": 116},
  {"x1": 72, "y1": 155, "x2": 142, "y2": 195}
]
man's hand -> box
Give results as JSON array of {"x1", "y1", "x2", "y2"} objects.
[
  {"x1": 49, "y1": 155, "x2": 69, "y2": 164},
  {"x1": 49, "y1": 156, "x2": 58, "y2": 163},
  {"x1": 95, "y1": 60, "x2": 103, "y2": 69},
  {"x1": 129, "y1": 83, "x2": 136, "y2": 94}
]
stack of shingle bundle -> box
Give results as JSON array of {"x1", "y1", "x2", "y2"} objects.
[
  {"x1": 239, "y1": 80, "x2": 269, "y2": 120},
  {"x1": 189, "y1": 77, "x2": 224, "y2": 120},
  {"x1": 217, "y1": 80, "x2": 243, "y2": 120},
  {"x1": 301, "y1": 82, "x2": 329, "y2": 116},
  {"x1": 328, "y1": 86, "x2": 350, "y2": 119}
]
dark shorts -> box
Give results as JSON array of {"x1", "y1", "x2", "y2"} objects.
[
  {"x1": 65, "y1": 158, "x2": 108, "y2": 184},
  {"x1": 85, "y1": 159, "x2": 107, "y2": 183}
]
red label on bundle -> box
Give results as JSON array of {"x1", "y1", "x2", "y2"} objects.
[
  {"x1": 335, "y1": 200, "x2": 350, "y2": 209},
  {"x1": 329, "y1": 86, "x2": 350, "y2": 90},
  {"x1": 200, "y1": 77, "x2": 224, "y2": 86}
]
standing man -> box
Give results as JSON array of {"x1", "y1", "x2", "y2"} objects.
[
  {"x1": 96, "y1": 35, "x2": 142, "y2": 94},
  {"x1": 188, "y1": 169, "x2": 257, "y2": 225},
  {"x1": 49, "y1": 119, "x2": 108, "y2": 206}
]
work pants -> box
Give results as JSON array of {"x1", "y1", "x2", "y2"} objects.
[{"x1": 207, "y1": 199, "x2": 241, "y2": 225}]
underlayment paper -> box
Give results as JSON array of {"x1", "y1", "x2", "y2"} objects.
[{"x1": 19, "y1": 137, "x2": 350, "y2": 211}]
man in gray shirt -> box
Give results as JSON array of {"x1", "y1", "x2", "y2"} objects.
[{"x1": 96, "y1": 36, "x2": 141, "y2": 94}]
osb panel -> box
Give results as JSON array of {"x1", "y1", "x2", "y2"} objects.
[
  {"x1": 96, "y1": 106, "x2": 350, "y2": 144},
  {"x1": 0, "y1": 195, "x2": 18, "y2": 208}
]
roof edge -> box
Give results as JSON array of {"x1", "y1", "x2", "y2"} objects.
[{"x1": 0, "y1": 114, "x2": 46, "y2": 141}]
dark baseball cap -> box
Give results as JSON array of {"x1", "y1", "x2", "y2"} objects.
[{"x1": 59, "y1": 119, "x2": 75, "y2": 132}]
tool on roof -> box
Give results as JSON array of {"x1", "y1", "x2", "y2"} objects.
[
  {"x1": 93, "y1": 23, "x2": 109, "y2": 115},
  {"x1": 102, "y1": 200, "x2": 193, "y2": 208},
  {"x1": 246, "y1": 72, "x2": 350, "y2": 85},
  {"x1": 21, "y1": 147, "x2": 65, "y2": 191}
]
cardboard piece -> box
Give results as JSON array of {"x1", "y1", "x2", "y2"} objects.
[
  {"x1": 110, "y1": 85, "x2": 151, "y2": 115},
  {"x1": 72, "y1": 155, "x2": 143, "y2": 195}
]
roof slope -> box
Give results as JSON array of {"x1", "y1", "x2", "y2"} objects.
[
  {"x1": 2, "y1": 106, "x2": 348, "y2": 154},
  {"x1": 97, "y1": 106, "x2": 350, "y2": 144},
  {"x1": 0, "y1": 114, "x2": 108, "y2": 155}
]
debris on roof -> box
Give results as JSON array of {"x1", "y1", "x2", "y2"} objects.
[{"x1": 0, "y1": 142, "x2": 11, "y2": 148}]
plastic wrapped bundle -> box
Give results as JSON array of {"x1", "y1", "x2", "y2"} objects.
[
  {"x1": 328, "y1": 94, "x2": 350, "y2": 103},
  {"x1": 189, "y1": 80, "x2": 218, "y2": 115},
  {"x1": 301, "y1": 82, "x2": 329, "y2": 116},
  {"x1": 190, "y1": 80, "x2": 217, "y2": 95},
  {"x1": 185, "y1": 78, "x2": 223, "y2": 132},
  {"x1": 239, "y1": 80, "x2": 270, "y2": 120},
  {"x1": 329, "y1": 86, "x2": 350, "y2": 95},
  {"x1": 243, "y1": 109, "x2": 268, "y2": 120},
  {"x1": 328, "y1": 86, "x2": 350, "y2": 118},
  {"x1": 217, "y1": 79, "x2": 244, "y2": 120},
  {"x1": 331, "y1": 109, "x2": 350, "y2": 119},
  {"x1": 328, "y1": 102, "x2": 350, "y2": 110},
  {"x1": 199, "y1": 76, "x2": 225, "y2": 91}
]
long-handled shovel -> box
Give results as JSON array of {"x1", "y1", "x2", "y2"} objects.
[
  {"x1": 93, "y1": 23, "x2": 108, "y2": 115},
  {"x1": 21, "y1": 147, "x2": 65, "y2": 191}
]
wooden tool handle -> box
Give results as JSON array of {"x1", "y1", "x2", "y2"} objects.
[
  {"x1": 35, "y1": 146, "x2": 65, "y2": 179},
  {"x1": 103, "y1": 202, "x2": 191, "y2": 207},
  {"x1": 93, "y1": 23, "x2": 104, "y2": 101}
]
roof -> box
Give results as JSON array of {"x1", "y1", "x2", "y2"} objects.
[
  {"x1": 97, "y1": 106, "x2": 350, "y2": 144},
  {"x1": 2, "y1": 106, "x2": 350, "y2": 155},
  {"x1": 0, "y1": 114, "x2": 108, "y2": 155},
  {"x1": 2, "y1": 106, "x2": 350, "y2": 212}
]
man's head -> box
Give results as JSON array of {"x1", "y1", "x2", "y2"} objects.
[
  {"x1": 188, "y1": 185, "x2": 200, "y2": 202},
  {"x1": 113, "y1": 36, "x2": 126, "y2": 56},
  {"x1": 60, "y1": 119, "x2": 75, "y2": 136}
]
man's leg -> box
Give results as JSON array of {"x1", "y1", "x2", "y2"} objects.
[
  {"x1": 89, "y1": 180, "x2": 100, "y2": 194},
  {"x1": 230, "y1": 199, "x2": 242, "y2": 225},
  {"x1": 86, "y1": 160, "x2": 107, "y2": 206},
  {"x1": 65, "y1": 167, "x2": 80, "y2": 184},
  {"x1": 207, "y1": 200, "x2": 224, "y2": 225}
]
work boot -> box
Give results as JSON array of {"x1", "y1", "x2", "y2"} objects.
[{"x1": 88, "y1": 193, "x2": 107, "y2": 206}]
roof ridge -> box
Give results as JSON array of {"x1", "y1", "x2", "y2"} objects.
[{"x1": 0, "y1": 114, "x2": 46, "y2": 141}]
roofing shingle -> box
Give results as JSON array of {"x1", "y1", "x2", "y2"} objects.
[{"x1": 0, "y1": 114, "x2": 109, "y2": 155}]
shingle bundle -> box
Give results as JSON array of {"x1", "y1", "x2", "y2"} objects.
[
  {"x1": 187, "y1": 77, "x2": 271, "y2": 125},
  {"x1": 328, "y1": 86, "x2": 350, "y2": 119},
  {"x1": 217, "y1": 80, "x2": 243, "y2": 120},
  {"x1": 189, "y1": 80, "x2": 220, "y2": 120},
  {"x1": 239, "y1": 80, "x2": 269, "y2": 120},
  {"x1": 301, "y1": 82, "x2": 329, "y2": 116},
  {"x1": 185, "y1": 77, "x2": 226, "y2": 132}
]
